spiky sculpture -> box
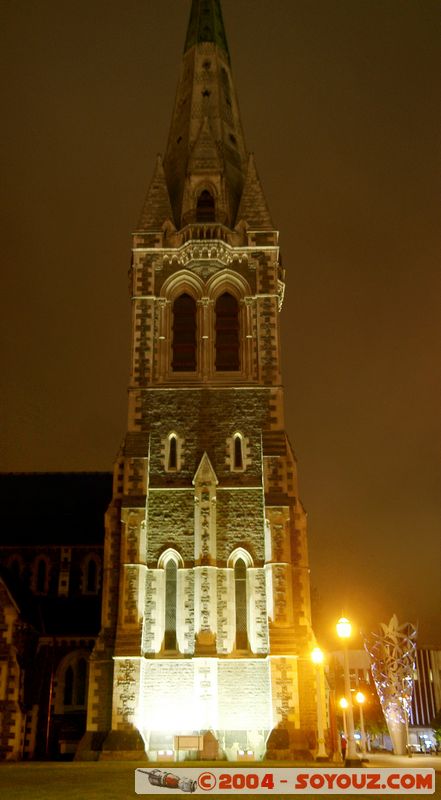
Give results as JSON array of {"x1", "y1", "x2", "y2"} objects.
[{"x1": 365, "y1": 615, "x2": 417, "y2": 754}]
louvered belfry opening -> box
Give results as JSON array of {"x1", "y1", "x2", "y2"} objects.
[
  {"x1": 196, "y1": 189, "x2": 215, "y2": 221},
  {"x1": 215, "y1": 292, "x2": 239, "y2": 371},
  {"x1": 172, "y1": 293, "x2": 197, "y2": 371}
]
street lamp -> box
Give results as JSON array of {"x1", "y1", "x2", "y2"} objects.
[
  {"x1": 355, "y1": 691, "x2": 367, "y2": 755},
  {"x1": 311, "y1": 647, "x2": 328, "y2": 760},
  {"x1": 336, "y1": 616, "x2": 358, "y2": 764}
]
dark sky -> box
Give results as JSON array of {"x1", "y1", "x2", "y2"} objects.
[{"x1": 1, "y1": 0, "x2": 440, "y2": 648}]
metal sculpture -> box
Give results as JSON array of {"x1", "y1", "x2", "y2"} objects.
[{"x1": 365, "y1": 615, "x2": 417, "y2": 755}]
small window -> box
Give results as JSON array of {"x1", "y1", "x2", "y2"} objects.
[
  {"x1": 164, "y1": 432, "x2": 183, "y2": 472},
  {"x1": 172, "y1": 293, "x2": 197, "y2": 372},
  {"x1": 234, "y1": 434, "x2": 243, "y2": 470},
  {"x1": 168, "y1": 435, "x2": 177, "y2": 470},
  {"x1": 196, "y1": 189, "x2": 215, "y2": 222},
  {"x1": 215, "y1": 293, "x2": 240, "y2": 371}
]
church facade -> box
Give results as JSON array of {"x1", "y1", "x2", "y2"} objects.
[{"x1": 79, "y1": 0, "x2": 322, "y2": 762}]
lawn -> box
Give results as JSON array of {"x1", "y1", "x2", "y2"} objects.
[
  {"x1": 0, "y1": 761, "x2": 146, "y2": 800},
  {"x1": 0, "y1": 760, "x2": 439, "y2": 800}
]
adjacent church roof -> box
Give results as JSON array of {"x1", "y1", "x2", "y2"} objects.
[
  {"x1": 0, "y1": 472, "x2": 112, "y2": 545},
  {"x1": 0, "y1": 569, "x2": 103, "y2": 636}
]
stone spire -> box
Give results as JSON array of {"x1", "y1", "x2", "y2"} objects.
[
  {"x1": 184, "y1": 0, "x2": 230, "y2": 63},
  {"x1": 162, "y1": 0, "x2": 249, "y2": 229}
]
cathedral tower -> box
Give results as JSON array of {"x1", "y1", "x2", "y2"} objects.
[{"x1": 79, "y1": 0, "x2": 322, "y2": 761}]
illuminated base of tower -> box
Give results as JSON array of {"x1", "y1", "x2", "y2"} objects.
[{"x1": 136, "y1": 657, "x2": 272, "y2": 761}]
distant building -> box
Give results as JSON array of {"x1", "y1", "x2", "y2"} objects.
[
  {"x1": 0, "y1": 473, "x2": 111, "y2": 759},
  {"x1": 330, "y1": 647, "x2": 441, "y2": 752},
  {"x1": 409, "y1": 648, "x2": 441, "y2": 752}
]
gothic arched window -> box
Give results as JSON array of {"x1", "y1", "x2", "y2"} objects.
[
  {"x1": 234, "y1": 558, "x2": 248, "y2": 649},
  {"x1": 196, "y1": 189, "x2": 215, "y2": 222},
  {"x1": 172, "y1": 293, "x2": 197, "y2": 372},
  {"x1": 215, "y1": 293, "x2": 240, "y2": 371},
  {"x1": 81, "y1": 555, "x2": 100, "y2": 594},
  {"x1": 164, "y1": 559, "x2": 178, "y2": 650},
  {"x1": 55, "y1": 653, "x2": 90, "y2": 714}
]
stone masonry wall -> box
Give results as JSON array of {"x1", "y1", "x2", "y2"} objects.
[
  {"x1": 216, "y1": 489, "x2": 265, "y2": 563},
  {"x1": 138, "y1": 388, "x2": 271, "y2": 487},
  {"x1": 146, "y1": 491, "x2": 194, "y2": 563}
]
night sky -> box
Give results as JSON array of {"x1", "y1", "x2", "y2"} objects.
[{"x1": 1, "y1": 0, "x2": 439, "y2": 648}]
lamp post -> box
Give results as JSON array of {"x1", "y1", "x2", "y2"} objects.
[
  {"x1": 339, "y1": 697, "x2": 348, "y2": 738},
  {"x1": 336, "y1": 616, "x2": 358, "y2": 764},
  {"x1": 355, "y1": 691, "x2": 366, "y2": 755},
  {"x1": 311, "y1": 647, "x2": 328, "y2": 760}
]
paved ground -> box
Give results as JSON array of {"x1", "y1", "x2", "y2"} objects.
[
  {"x1": 0, "y1": 756, "x2": 439, "y2": 800},
  {"x1": 365, "y1": 752, "x2": 441, "y2": 771}
]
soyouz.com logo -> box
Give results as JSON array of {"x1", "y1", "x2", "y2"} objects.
[{"x1": 135, "y1": 767, "x2": 435, "y2": 794}]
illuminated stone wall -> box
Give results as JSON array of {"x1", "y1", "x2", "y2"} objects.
[{"x1": 138, "y1": 658, "x2": 272, "y2": 760}]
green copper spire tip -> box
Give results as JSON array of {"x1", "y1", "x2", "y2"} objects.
[{"x1": 184, "y1": 0, "x2": 230, "y2": 62}]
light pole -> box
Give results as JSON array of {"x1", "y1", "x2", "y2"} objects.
[
  {"x1": 339, "y1": 697, "x2": 348, "y2": 738},
  {"x1": 355, "y1": 691, "x2": 366, "y2": 755},
  {"x1": 311, "y1": 647, "x2": 328, "y2": 761},
  {"x1": 339, "y1": 697, "x2": 348, "y2": 761},
  {"x1": 336, "y1": 616, "x2": 358, "y2": 764}
]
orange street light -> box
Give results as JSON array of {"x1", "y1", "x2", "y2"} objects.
[{"x1": 336, "y1": 617, "x2": 352, "y2": 639}]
